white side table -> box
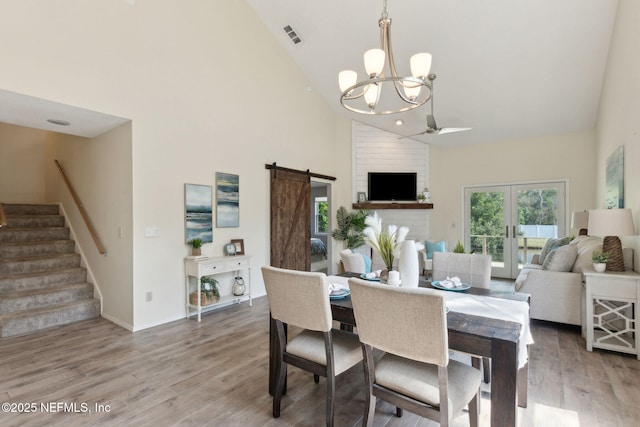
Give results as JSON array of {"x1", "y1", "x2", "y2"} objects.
[{"x1": 583, "y1": 270, "x2": 640, "y2": 359}]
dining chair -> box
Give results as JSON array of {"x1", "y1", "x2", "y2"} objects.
[
  {"x1": 348, "y1": 278, "x2": 481, "y2": 427},
  {"x1": 432, "y1": 251, "x2": 493, "y2": 383},
  {"x1": 261, "y1": 266, "x2": 363, "y2": 427},
  {"x1": 340, "y1": 249, "x2": 368, "y2": 274}
]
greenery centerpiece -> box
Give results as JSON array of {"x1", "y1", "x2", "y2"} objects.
[
  {"x1": 331, "y1": 206, "x2": 371, "y2": 250},
  {"x1": 362, "y1": 211, "x2": 408, "y2": 276}
]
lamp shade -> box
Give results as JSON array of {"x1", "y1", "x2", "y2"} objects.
[
  {"x1": 571, "y1": 211, "x2": 589, "y2": 230},
  {"x1": 587, "y1": 209, "x2": 635, "y2": 237},
  {"x1": 410, "y1": 52, "x2": 432, "y2": 79},
  {"x1": 338, "y1": 70, "x2": 358, "y2": 93},
  {"x1": 364, "y1": 48, "x2": 385, "y2": 76}
]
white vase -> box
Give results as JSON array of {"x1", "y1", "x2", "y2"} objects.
[
  {"x1": 594, "y1": 263, "x2": 606, "y2": 273},
  {"x1": 399, "y1": 240, "x2": 419, "y2": 287}
]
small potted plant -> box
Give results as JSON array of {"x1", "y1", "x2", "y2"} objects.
[
  {"x1": 591, "y1": 250, "x2": 611, "y2": 272},
  {"x1": 190, "y1": 276, "x2": 220, "y2": 306},
  {"x1": 416, "y1": 193, "x2": 427, "y2": 203},
  {"x1": 188, "y1": 238, "x2": 203, "y2": 256},
  {"x1": 453, "y1": 241, "x2": 466, "y2": 254}
]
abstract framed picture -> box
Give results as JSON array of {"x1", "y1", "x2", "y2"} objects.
[
  {"x1": 605, "y1": 145, "x2": 624, "y2": 208},
  {"x1": 216, "y1": 172, "x2": 239, "y2": 227},
  {"x1": 184, "y1": 184, "x2": 213, "y2": 243}
]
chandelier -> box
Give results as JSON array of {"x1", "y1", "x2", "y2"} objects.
[{"x1": 338, "y1": 0, "x2": 433, "y2": 115}]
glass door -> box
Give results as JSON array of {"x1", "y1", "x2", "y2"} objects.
[{"x1": 465, "y1": 182, "x2": 566, "y2": 279}]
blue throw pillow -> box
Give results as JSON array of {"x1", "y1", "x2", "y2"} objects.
[
  {"x1": 426, "y1": 240, "x2": 446, "y2": 259},
  {"x1": 359, "y1": 252, "x2": 372, "y2": 273}
]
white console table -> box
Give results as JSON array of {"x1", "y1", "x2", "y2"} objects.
[
  {"x1": 583, "y1": 270, "x2": 640, "y2": 359},
  {"x1": 185, "y1": 255, "x2": 252, "y2": 322}
]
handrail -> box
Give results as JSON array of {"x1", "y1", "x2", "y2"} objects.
[
  {"x1": 54, "y1": 160, "x2": 106, "y2": 255},
  {"x1": 0, "y1": 203, "x2": 6, "y2": 229}
]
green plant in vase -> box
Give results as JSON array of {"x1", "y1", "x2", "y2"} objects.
[
  {"x1": 453, "y1": 241, "x2": 465, "y2": 253},
  {"x1": 200, "y1": 276, "x2": 220, "y2": 301},
  {"x1": 591, "y1": 250, "x2": 611, "y2": 272},
  {"x1": 188, "y1": 238, "x2": 203, "y2": 256}
]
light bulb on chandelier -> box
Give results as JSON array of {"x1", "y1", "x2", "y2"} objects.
[{"x1": 338, "y1": 0, "x2": 433, "y2": 115}]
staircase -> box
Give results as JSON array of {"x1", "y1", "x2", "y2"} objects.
[{"x1": 0, "y1": 203, "x2": 100, "y2": 337}]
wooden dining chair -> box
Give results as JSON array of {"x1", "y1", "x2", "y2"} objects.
[
  {"x1": 348, "y1": 278, "x2": 481, "y2": 427},
  {"x1": 432, "y1": 251, "x2": 493, "y2": 383},
  {"x1": 261, "y1": 266, "x2": 363, "y2": 427}
]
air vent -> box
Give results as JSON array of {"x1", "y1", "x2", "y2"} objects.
[{"x1": 283, "y1": 25, "x2": 301, "y2": 45}]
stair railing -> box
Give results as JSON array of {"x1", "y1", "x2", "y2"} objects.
[
  {"x1": 0, "y1": 203, "x2": 6, "y2": 229},
  {"x1": 54, "y1": 160, "x2": 106, "y2": 255}
]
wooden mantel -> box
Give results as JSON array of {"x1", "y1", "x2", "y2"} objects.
[{"x1": 352, "y1": 202, "x2": 433, "y2": 210}]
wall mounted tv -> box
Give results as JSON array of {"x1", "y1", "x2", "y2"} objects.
[{"x1": 367, "y1": 172, "x2": 417, "y2": 201}]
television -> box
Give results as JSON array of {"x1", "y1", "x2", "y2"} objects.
[{"x1": 367, "y1": 172, "x2": 417, "y2": 201}]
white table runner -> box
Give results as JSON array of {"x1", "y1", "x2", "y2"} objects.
[{"x1": 441, "y1": 291, "x2": 534, "y2": 369}]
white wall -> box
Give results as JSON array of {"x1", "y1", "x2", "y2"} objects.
[
  {"x1": 0, "y1": 0, "x2": 351, "y2": 330},
  {"x1": 429, "y1": 130, "x2": 597, "y2": 248},
  {"x1": 44, "y1": 124, "x2": 134, "y2": 328},
  {"x1": 0, "y1": 123, "x2": 47, "y2": 203},
  {"x1": 595, "y1": 0, "x2": 640, "y2": 270},
  {"x1": 352, "y1": 121, "x2": 430, "y2": 242}
]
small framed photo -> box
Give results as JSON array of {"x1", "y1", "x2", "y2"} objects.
[
  {"x1": 231, "y1": 239, "x2": 245, "y2": 255},
  {"x1": 357, "y1": 192, "x2": 367, "y2": 203},
  {"x1": 224, "y1": 243, "x2": 237, "y2": 256}
]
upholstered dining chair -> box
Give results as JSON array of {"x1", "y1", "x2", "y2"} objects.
[
  {"x1": 261, "y1": 266, "x2": 363, "y2": 427},
  {"x1": 340, "y1": 249, "x2": 368, "y2": 274},
  {"x1": 432, "y1": 251, "x2": 492, "y2": 383},
  {"x1": 348, "y1": 278, "x2": 481, "y2": 427}
]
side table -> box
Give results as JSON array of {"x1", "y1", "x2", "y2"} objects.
[{"x1": 583, "y1": 270, "x2": 640, "y2": 359}]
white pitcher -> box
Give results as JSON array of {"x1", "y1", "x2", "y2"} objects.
[{"x1": 399, "y1": 240, "x2": 419, "y2": 287}]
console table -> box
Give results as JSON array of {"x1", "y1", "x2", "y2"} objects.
[
  {"x1": 583, "y1": 270, "x2": 640, "y2": 359},
  {"x1": 185, "y1": 255, "x2": 252, "y2": 322}
]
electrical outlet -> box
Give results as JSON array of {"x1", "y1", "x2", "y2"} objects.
[{"x1": 146, "y1": 291, "x2": 152, "y2": 302}]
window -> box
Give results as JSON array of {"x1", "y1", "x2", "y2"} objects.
[{"x1": 315, "y1": 197, "x2": 328, "y2": 234}]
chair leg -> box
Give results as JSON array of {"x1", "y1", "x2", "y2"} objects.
[
  {"x1": 395, "y1": 407, "x2": 403, "y2": 417},
  {"x1": 468, "y1": 388, "x2": 480, "y2": 427},
  {"x1": 482, "y1": 357, "x2": 491, "y2": 383},
  {"x1": 326, "y1": 370, "x2": 335, "y2": 426},
  {"x1": 314, "y1": 374, "x2": 320, "y2": 383},
  {"x1": 273, "y1": 360, "x2": 286, "y2": 418}
]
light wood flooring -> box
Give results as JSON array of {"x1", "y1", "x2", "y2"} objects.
[{"x1": 1, "y1": 296, "x2": 640, "y2": 426}]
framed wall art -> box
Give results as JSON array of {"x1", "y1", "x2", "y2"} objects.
[
  {"x1": 605, "y1": 145, "x2": 624, "y2": 208},
  {"x1": 184, "y1": 183, "x2": 213, "y2": 243},
  {"x1": 216, "y1": 172, "x2": 239, "y2": 227}
]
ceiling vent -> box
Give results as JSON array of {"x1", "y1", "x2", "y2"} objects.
[{"x1": 283, "y1": 25, "x2": 301, "y2": 45}]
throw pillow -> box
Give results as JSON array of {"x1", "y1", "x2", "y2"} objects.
[
  {"x1": 542, "y1": 244, "x2": 578, "y2": 271},
  {"x1": 359, "y1": 252, "x2": 372, "y2": 273},
  {"x1": 539, "y1": 238, "x2": 557, "y2": 264},
  {"x1": 426, "y1": 240, "x2": 446, "y2": 259}
]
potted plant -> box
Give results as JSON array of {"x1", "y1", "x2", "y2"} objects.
[
  {"x1": 190, "y1": 276, "x2": 220, "y2": 306},
  {"x1": 591, "y1": 250, "x2": 611, "y2": 272},
  {"x1": 188, "y1": 238, "x2": 203, "y2": 256},
  {"x1": 453, "y1": 241, "x2": 466, "y2": 254},
  {"x1": 416, "y1": 193, "x2": 427, "y2": 203},
  {"x1": 330, "y1": 206, "x2": 371, "y2": 250},
  {"x1": 362, "y1": 212, "x2": 408, "y2": 281}
]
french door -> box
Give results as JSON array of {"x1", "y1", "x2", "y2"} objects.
[{"x1": 464, "y1": 182, "x2": 566, "y2": 279}]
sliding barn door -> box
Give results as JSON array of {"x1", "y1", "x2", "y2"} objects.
[{"x1": 270, "y1": 169, "x2": 310, "y2": 271}]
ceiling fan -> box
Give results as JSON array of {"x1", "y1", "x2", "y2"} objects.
[{"x1": 399, "y1": 74, "x2": 471, "y2": 139}]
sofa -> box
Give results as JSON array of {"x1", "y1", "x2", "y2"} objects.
[{"x1": 515, "y1": 235, "x2": 633, "y2": 326}]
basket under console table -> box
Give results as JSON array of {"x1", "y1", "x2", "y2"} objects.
[
  {"x1": 583, "y1": 270, "x2": 640, "y2": 359},
  {"x1": 185, "y1": 255, "x2": 252, "y2": 322}
]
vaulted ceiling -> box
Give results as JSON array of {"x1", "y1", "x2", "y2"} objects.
[{"x1": 246, "y1": 0, "x2": 619, "y2": 147}]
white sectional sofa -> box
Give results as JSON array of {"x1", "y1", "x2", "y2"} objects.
[{"x1": 515, "y1": 235, "x2": 633, "y2": 326}]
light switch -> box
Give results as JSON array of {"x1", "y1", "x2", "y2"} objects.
[{"x1": 145, "y1": 226, "x2": 160, "y2": 237}]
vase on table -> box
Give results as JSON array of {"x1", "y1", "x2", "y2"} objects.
[{"x1": 399, "y1": 240, "x2": 419, "y2": 287}]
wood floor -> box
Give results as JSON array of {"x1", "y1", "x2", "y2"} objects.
[{"x1": 2, "y1": 296, "x2": 640, "y2": 426}]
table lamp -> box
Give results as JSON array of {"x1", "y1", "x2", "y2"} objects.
[
  {"x1": 571, "y1": 211, "x2": 589, "y2": 236},
  {"x1": 588, "y1": 208, "x2": 635, "y2": 271}
]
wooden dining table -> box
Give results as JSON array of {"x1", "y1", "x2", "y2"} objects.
[{"x1": 268, "y1": 274, "x2": 531, "y2": 427}]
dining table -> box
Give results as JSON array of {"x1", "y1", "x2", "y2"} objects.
[{"x1": 268, "y1": 273, "x2": 531, "y2": 427}]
